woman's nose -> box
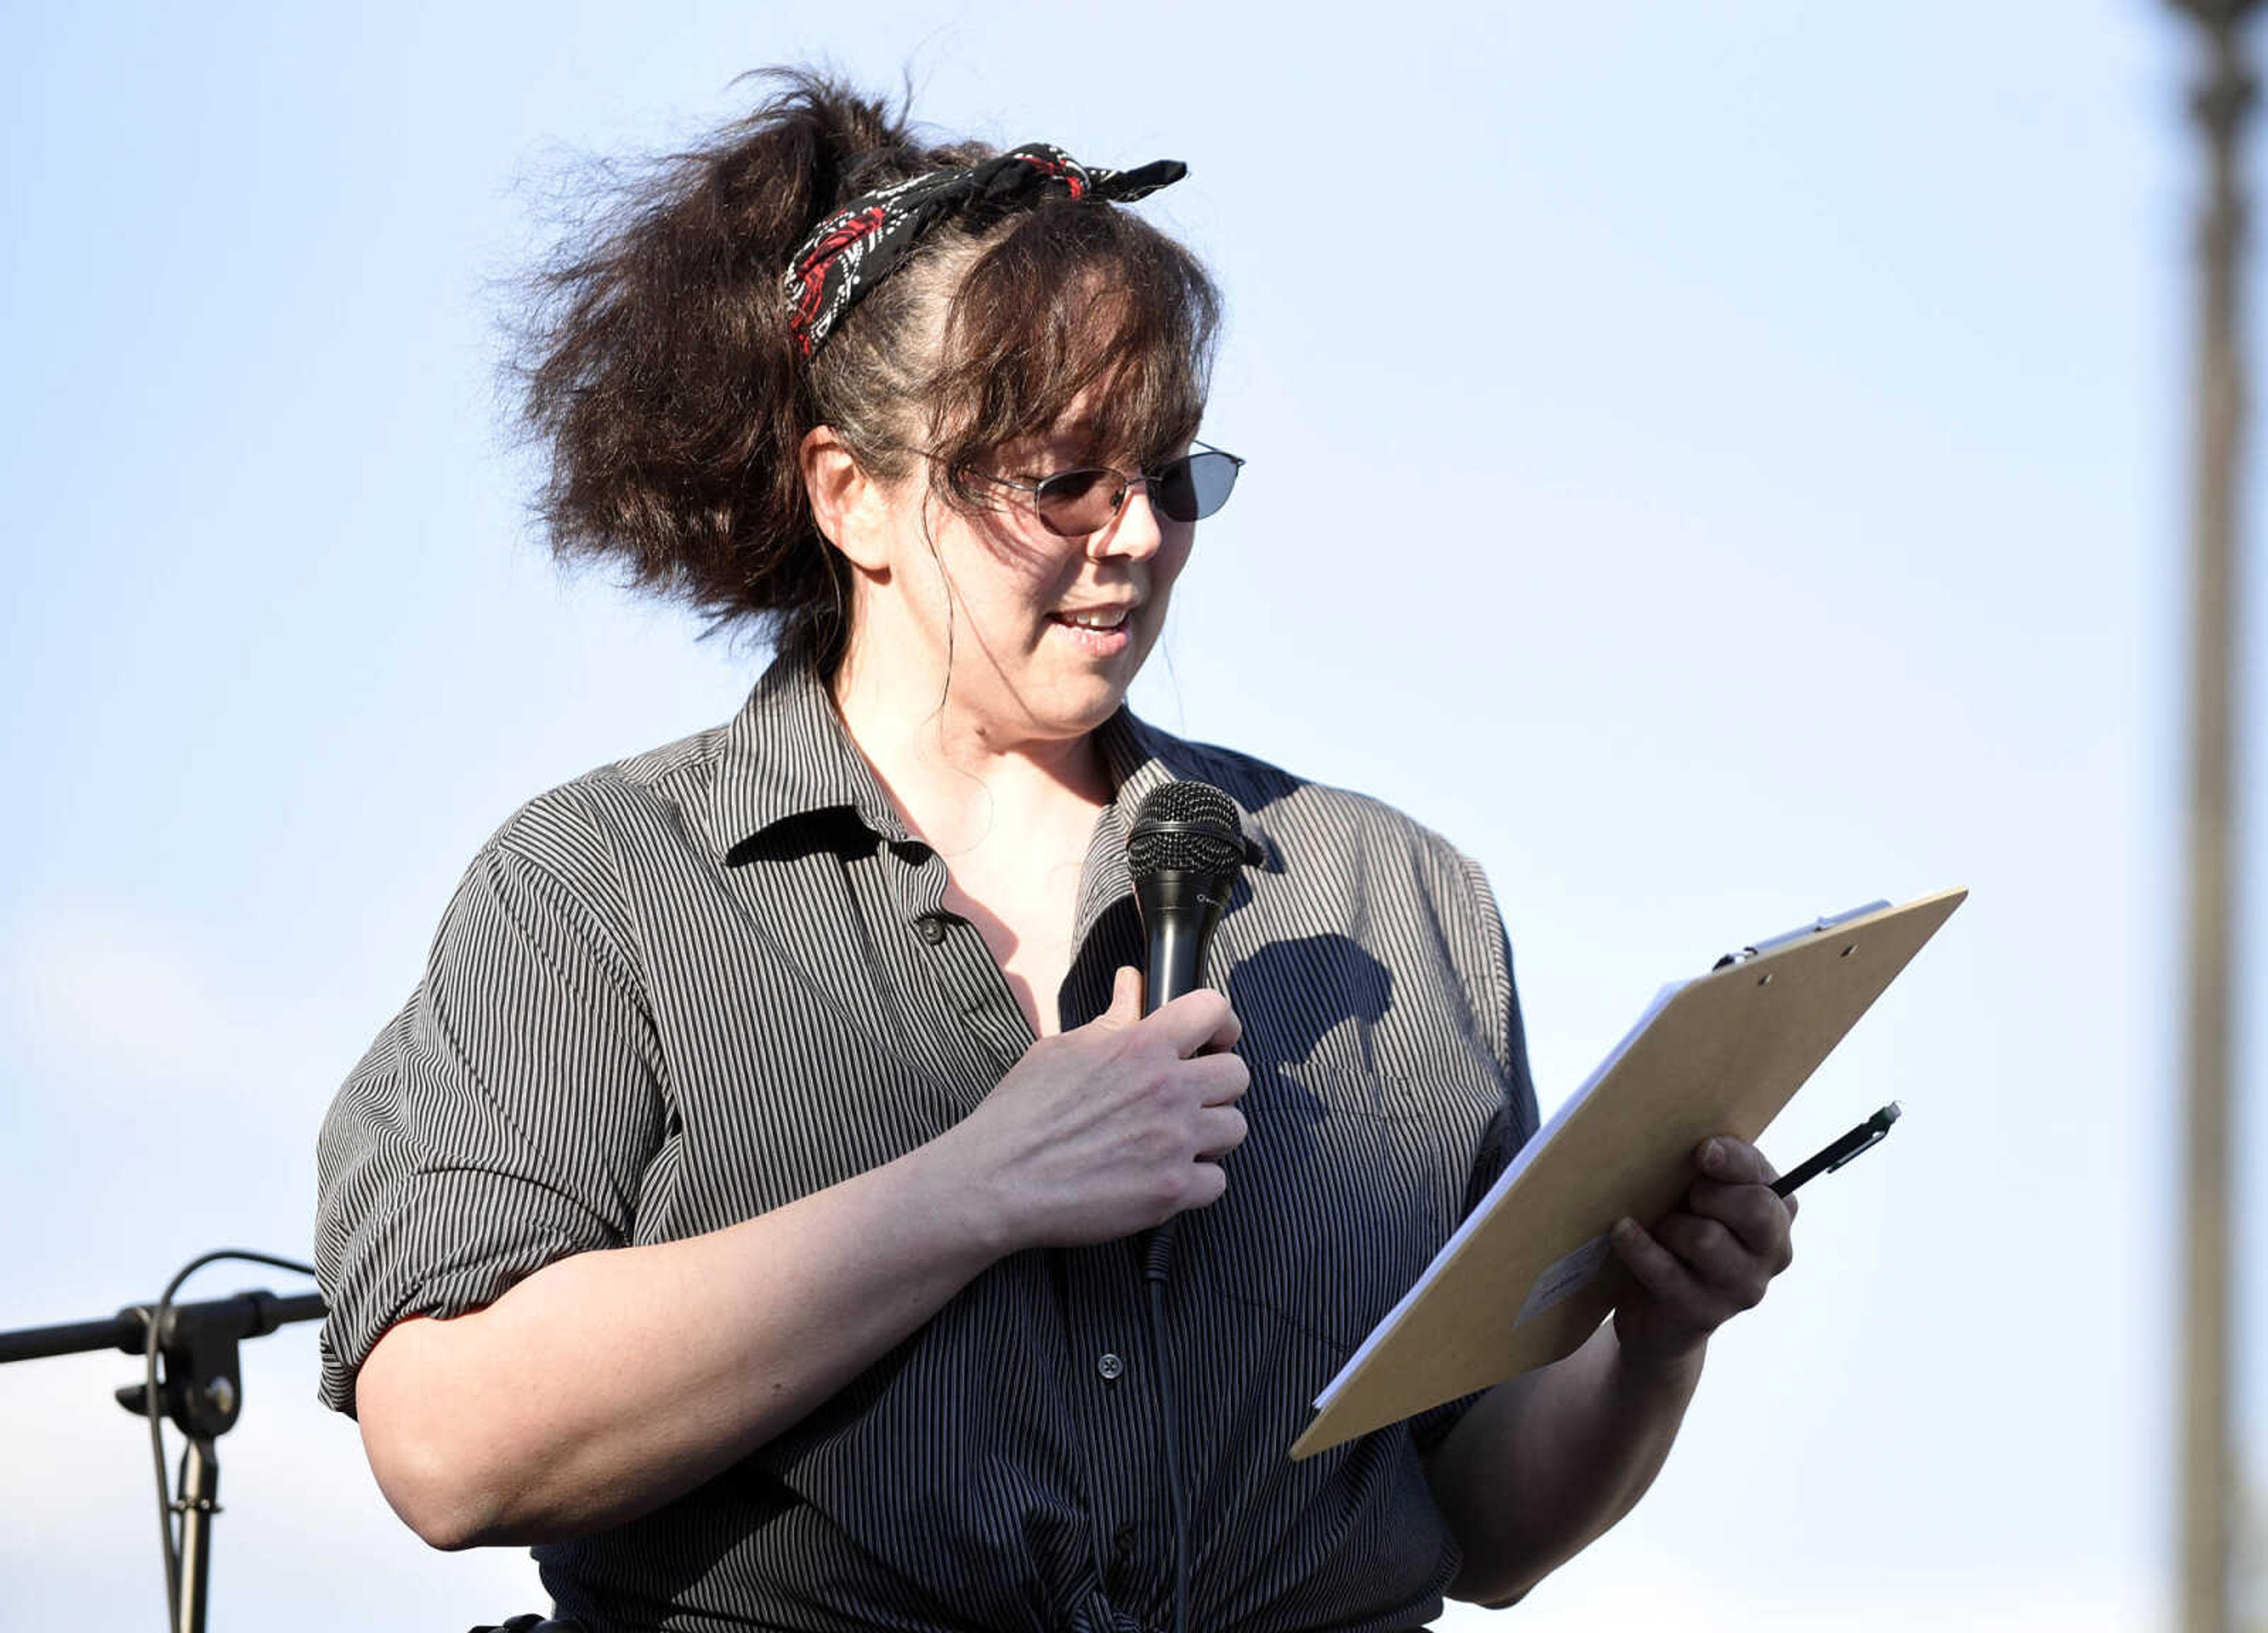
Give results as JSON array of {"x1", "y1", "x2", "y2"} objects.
[{"x1": 1090, "y1": 480, "x2": 1163, "y2": 562}]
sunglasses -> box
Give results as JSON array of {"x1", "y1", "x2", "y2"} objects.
[{"x1": 968, "y1": 442, "x2": 1245, "y2": 537}]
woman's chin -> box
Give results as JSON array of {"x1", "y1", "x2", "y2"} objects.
[
  {"x1": 1022, "y1": 666, "x2": 1139, "y2": 740},
  {"x1": 1040, "y1": 685, "x2": 1132, "y2": 739}
]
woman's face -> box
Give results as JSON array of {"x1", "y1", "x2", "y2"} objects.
[{"x1": 849, "y1": 422, "x2": 1198, "y2": 747}]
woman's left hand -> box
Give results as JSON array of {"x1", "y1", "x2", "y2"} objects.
[{"x1": 1606, "y1": 1135, "x2": 1796, "y2": 1371}]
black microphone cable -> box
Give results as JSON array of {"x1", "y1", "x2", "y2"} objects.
[{"x1": 1140, "y1": 1244, "x2": 1190, "y2": 1633}]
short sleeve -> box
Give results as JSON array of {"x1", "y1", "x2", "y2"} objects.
[
  {"x1": 313, "y1": 826, "x2": 669, "y2": 1416},
  {"x1": 1407, "y1": 854, "x2": 1540, "y2": 1459}
]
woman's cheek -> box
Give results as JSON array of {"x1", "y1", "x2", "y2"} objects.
[{"x1": 1151, "y1": 524, "x2": 1197, "y2": 599}]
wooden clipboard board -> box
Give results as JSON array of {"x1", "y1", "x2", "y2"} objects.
[{"x1": 1289, "y1": 887, "x2": 1966, "y2": 1461}]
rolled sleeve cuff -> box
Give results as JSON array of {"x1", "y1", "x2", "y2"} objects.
[{"x1": 316, "y1": 1167, "x2": 621, "y2": 1417}]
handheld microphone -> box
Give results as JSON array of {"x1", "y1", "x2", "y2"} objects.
[
  {"x1": 1127, "y1": 778, "x2": 1249, "y2": 1289},
  {"x1": 1127, "y1": 779, "x2": 1248, "y2": 1018}
]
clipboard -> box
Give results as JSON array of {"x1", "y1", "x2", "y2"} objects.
[{"x1": 1288, "y1": 886, "x2": 1966, "y2": 1461}]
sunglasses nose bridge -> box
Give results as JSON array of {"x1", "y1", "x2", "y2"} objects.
[
  {"x1": 1084, "y1": 470, "x2": 1142, "y2": 527},
  {"x1": 1084, "y1": 474, "x2": 1166, "y2": 560}
]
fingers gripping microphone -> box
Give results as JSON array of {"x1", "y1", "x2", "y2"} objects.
[{"x1": 1126, "y1": 778, "x2": 1248, "y2": 1633}]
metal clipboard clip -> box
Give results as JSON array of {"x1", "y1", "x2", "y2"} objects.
[{"x1": 1712, "y1": 899, "x2": 1893, "y2": 972}]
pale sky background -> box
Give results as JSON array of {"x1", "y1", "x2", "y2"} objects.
[{"x1": 0, "y1": 3, "x2": 2246, "y2": 1629}]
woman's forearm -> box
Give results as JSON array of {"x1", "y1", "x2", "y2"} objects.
[
  {"x1": 356, "y1": 1136, "x2": 1006, "y2": 1549},
  {"x1": 354, "y1": 976, "x2": 1247, "y2": 1551},
  {"x1": 1423, "y1": 1324, "x2": 1705, "y2": 1606}
]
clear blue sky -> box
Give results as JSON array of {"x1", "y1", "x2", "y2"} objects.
[{"x1": 0, "y1": 3, "x2": 2243, "y2": 1627}]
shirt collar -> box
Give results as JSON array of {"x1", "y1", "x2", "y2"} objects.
[
  {"x1": 711, "y1": 658, "x2": 912, "y2": 862},
  {"x1": 1096, "y1": 708, "x2": 1266, "y2": 856},
  {"x1": 707, "y1": 657, "x2": 1261, "y2": 884},
  {"x1": 1074, "y1": 707, "x2": 1266, "y2": 944}
]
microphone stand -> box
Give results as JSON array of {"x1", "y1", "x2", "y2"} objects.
[{"x1": 0, "y1": 1284, "x2": 327, "y2": 1633}]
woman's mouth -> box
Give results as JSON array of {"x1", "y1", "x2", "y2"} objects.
[{"x1": 1047, "y1": 605, "x2": 1135, "y2": 654}]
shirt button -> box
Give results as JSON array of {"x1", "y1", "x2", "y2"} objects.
[
  {"x1": 1096, "y1": 1351, "x2": 1125, "y2": 1382},
  {"x1": 915, "y1": 914, "x2": 947, "y2": 945}
]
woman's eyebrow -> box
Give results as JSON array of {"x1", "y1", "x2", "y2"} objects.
[{"x1": 1005, "y1": 432, "x2": 1104, "y2": 470}]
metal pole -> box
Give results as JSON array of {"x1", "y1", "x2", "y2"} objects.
[
  {"x1": 2168, "y1": 4, "x2": 2259, "y2": 1629},
  {"x1": 175, "y1": 1436, "x2": 218, "y2": 1633}
]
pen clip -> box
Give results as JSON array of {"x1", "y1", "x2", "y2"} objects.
[
  {"x1": 1824, "y1": 1128, "x2": 1888, "y2": 1173},
  {"x1": 1825, "y1": 1101, "x2": 1903, "y2": 1172}
]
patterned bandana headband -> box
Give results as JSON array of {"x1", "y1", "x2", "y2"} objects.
[{"x1": 781, "y1": 143, "x2": 1187, "y2": 360}]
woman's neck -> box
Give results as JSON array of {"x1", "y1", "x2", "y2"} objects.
[{"x1": 829, "y1": 657, "x2": 1114, "y2": 859}]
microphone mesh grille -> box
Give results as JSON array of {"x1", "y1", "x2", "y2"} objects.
[{"x1": 1128, "y1": 781, "x2": 1246, "y2": 879}]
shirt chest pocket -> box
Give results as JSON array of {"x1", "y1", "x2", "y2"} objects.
[{"x1": 1185, "y1": 1062, "x2": 1459, "y2": 1354}]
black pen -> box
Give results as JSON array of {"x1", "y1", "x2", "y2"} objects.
[{"x1": 1770, "y1": 1103, "x2": 1901, "y2": 1198}]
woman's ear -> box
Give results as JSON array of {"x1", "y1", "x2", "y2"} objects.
[{"x1": 801, "y1": 426, "x2": 893, "y2": 574}]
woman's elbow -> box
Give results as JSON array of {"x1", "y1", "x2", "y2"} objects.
[
  {"x1": 360, "y1": 1419, "x2": 498, "y2": 1550},
  {"x1": 355, "y1": 1318, "x2": 517, "y2": 1550},
  {"x1": 1446, "y1": 1559, "x2": 1537, "y2": 1611}
]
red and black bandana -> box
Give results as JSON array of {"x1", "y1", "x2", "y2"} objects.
[{"x1": 781, "y1": 143, "x2": 1185, "y2": 360}]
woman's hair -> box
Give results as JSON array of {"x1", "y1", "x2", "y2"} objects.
[{"x1": 514, "y1": 69, "x2": 1222, "y2": 676}]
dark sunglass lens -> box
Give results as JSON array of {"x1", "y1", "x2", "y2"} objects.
[
  {"x1": 1033, "y1": 468, "x2": 1119, "y2": 535},
  {"x1": 1153, "y1": 451, "x2": 1240, "y2": 522}
]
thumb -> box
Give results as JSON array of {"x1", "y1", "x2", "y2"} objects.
[{"x1": 1097, "y1": 965, "x2": 1145, "y2": 1028}]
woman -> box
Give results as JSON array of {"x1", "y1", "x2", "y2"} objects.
[{"x1": 314, "y1": 71, "x2": 1796, "y2": 1633}]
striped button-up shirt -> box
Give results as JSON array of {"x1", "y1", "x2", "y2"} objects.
[{"x1": 315, "y1": 656, "x2": 1539, "y2": 1633}]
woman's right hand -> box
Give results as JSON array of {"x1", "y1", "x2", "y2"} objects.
[{"x1": 937, "y1": 966, "x2": 1250, "y2": 1254}]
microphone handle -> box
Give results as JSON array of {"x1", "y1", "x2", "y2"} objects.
[
  {"x1": 1142, "y1": 907, "x2": 1195, "y2": 1282},
  {"x1": 1142, "y1": 914, "x2": 1208, "y2": 1016},
  {"x1": 1139, "y1": 889, "x2": 1228, "y2": 1283}
]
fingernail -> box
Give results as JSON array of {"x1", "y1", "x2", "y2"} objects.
[
  {"x1": 1702, "y1": 1139, "x2": 1725, "y2": 1172},
  {"x1": 1613, "y1": 1217, "x2": 1639, "y2": 1244}
]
